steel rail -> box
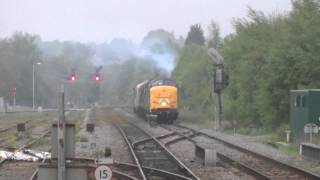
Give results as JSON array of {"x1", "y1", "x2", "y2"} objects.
[
  {"x1": 116, "y1": 162, "x2": 195, "y2": 180},
  {"x1": 0, "y1": 130, "x2": 50, "y2": 166},
  {"x1": 129, "y1": 123, "x2": 201, "y2": 180},
  {"x1": 115, "y1": 124, "x2": 148, "y2": 180},
  {"x1": 216, "y1": 152, "x2": 271, "y2": 180},
  {"x1": 29, "y1": 157, "x2": 47, "y2": 180},
  {"x1": 107, "y1": 169, "x2": 139, "y2": 180},
  {"x1": 0, "y1": 120, "x2": 31, "y2": 133},
  {"x1": 132, "y1": 131, "x2": 177, "y2": 147},
  {"x1": 159, "y1": 125, "x2": 200, "y2": 146},
  {"x1": 161, "y1": 125, "x2": 273, "y2": 179},
  {"x1": 175, "y1": 124, "x2": 320, "y2": 180}
]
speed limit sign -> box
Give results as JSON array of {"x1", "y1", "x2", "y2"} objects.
[{"x1": 95, "y1": 165, "x2": 112, "y2": 180}]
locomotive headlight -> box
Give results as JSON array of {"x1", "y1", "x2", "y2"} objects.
[{"x1": 159, "y1": 98, "x2": 169, "y2": 107}]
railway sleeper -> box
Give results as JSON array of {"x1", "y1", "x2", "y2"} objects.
[{"x1": 132, "y1": 132, "x2": 177, "y2": 147}]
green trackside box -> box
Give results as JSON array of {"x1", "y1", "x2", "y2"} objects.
[{"x1": 290, "y1": 90, "x2": 320, "y2": 144}]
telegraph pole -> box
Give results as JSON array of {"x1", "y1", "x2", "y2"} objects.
[
  {"x1": 208, "y1": 48, "x2": 226, "y2": 131},
  {"x1": 32, "y1": 62, "x2": 41, "y2": 109}
]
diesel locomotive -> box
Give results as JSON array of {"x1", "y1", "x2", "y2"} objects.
[{"x1": 133, "y1": 78, "x2": 178, "y2": 123}]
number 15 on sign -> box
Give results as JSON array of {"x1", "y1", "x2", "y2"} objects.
[{"x1": 95, "y1": 165, "x2": 112, "y2": 180}]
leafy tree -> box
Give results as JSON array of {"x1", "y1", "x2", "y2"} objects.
[
  {"x1": 0, "y1": 32, "x2": 42, "y2": 106},
  {"x1": 0, "y1": 33, "x2": 97, "y2": 108},
  {"x1": 207, "y1": 21, "x2": 221, "y2": 49},
  {"x1": 172, "y1": 45, "x2": 214, "y2": 114},
  {"x1": 222, "y1": 0, "x2": 320, "y2": 130},
  {"x1": 174, "y1": 0, "x2": 320, "y2": 131},
  {"x1": 185, "y1": 24, "x2": 205, "y2": 46}
]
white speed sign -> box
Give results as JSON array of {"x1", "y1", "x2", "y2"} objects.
[{"x1": 95, "y1": 165, "x2": 112, "y2": 180}]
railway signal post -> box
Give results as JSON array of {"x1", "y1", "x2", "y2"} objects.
[{"x1": 208, "y1": 48, "x2": 226, "y2": 132}]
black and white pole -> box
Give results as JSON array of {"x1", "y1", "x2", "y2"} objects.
[
  {"x1": 208, "y1": 48, "x2": 225, "y2": 132},
  {"x1": 58, "y1": 85, "x2": 66, "y2": 180}
]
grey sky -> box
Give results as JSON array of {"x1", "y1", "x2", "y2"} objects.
[{"x1": 0, "y1": 0, "x2": 292, "y2": 43}]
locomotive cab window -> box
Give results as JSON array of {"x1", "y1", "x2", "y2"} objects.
[{"x1": 151, "y1": 79, "x2": 176, "y2": 87}]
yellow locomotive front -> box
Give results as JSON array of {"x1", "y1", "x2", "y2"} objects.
[{"x1": 149, "y1": 79, "x2": 178, "y2": 123}]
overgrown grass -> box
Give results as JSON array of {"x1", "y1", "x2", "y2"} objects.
[
  {"x1": 4, "y1": 135, "x2": 17, "y2": 146},
  {"x1": 278, "y1": 143, "x2": 299, "y2": 156},
  {"x1": 76, "y1": 131, "x2": 88, "y2": 142},
  {"x1": 30, "y1": 137, "x2": 49, "y2": 149},
  {"x1": 66, "y1": 111, "x2": 85, "y2": 135},
  {"x1": 226, "y1": 122, "x2": 300, "y2": 157},
  {"x1": 178, "y1": 109, "x2": 213, "y2": 127}
]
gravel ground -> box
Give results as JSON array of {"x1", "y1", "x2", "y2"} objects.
[
  {"x1": 169, "y1": 140, "x2": 253, "y2": 180},
  {"x1": 116, "y1": 108, "x2": 254, "y2": 180},
  {"x1": 0, "y1": 162, "x2": 40, "y2": 180},
  {"x1": 183, "y1": 123, "x2": 320, "y2": 175},
  {"x1": 75, "y1": 107, "x2": 133, "y2": 164},
  {"x1": 0, "y1": 110, "x2": 83, "y2": 180}
]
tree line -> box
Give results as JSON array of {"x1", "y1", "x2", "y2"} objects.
[
  {"x1": 173, "y1": 0, "x2": 320, "y2": 131},
  {"x1": 0, "y1": 30, "x2": 175, "y2": 108}
]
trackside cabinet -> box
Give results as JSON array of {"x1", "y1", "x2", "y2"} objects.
[{"x1": 290, "y1": 90, "x2": 320, "y2": 144}]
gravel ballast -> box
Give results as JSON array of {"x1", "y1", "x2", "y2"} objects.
[
  {"x1": 116, "y1": 108, "x2": 254, "y2": 179},
  {"x1": 183, "y1": 123, "x2": 320, "y2": 175}
]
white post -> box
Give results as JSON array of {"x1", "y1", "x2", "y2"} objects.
[{"x1": 286, "y1": 130, "x2": 291, "y2": 144}]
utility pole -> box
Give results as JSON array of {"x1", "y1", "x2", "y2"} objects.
[
  {"x1": 10, "y1": 85, "x2": 16, "y2": 110},
  {"x1": 208, "y1": 48, "x2": 226, "y2": 131},
  {"x1": 58, "y1": 85, "x2": 66, "y2": 180},
  {"x1": 13, "y1": 92, "x2": 16, "y2": 109},
  {"x1": 32, "y1": 62, "x2": 41, "y2": 109},
  {"x1": 32, "y1": 63, "x2": 35, "y2": 109}
]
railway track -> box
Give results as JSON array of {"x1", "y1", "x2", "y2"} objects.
[
  {"x1": 115, "y1": 120, "x2": 200, "y2": 180},
  {"x1": 0, "y1": 129, "x2": 50, "y2": 166},
  {"x1": 161, "y1": 124, "x2": 320, "y2": 180},
  {"x1": 0, "y1": 120, "x2": 31, "y2": 134}
]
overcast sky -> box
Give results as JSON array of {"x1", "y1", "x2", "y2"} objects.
[{"x1": 0, "y1": 0, "x2": 292, "y2": 43}]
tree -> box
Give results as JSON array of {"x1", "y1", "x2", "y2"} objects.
[
  {"x1": 0, "y1": 32, "x2": 42, "y2": 106},
  {"x1": 172, "y1": 45, "x2": 214, "y2": 114},
  {"x1": 222, "y1": 0, "x2": 320, "y2": 130},
  {"x1": 185, "y1": 24, "x2": 205, "y2": 46},
  {"x1": 174, "y1": 0, "x2": 320, "y2": 131},
  {"x1": 207, "y1": 21, "x2": 221, "y2": 49}
]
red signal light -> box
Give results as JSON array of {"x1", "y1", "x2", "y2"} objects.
[
  {"x1": 95, "y1": 75, "x2": 100, "y2": 81},
  {"x1": 69, "y1": 75, "x2": 76, "y2": 81},
  {"x1": 94, "y1": 73, "x2": 101, "y2": 82}
]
